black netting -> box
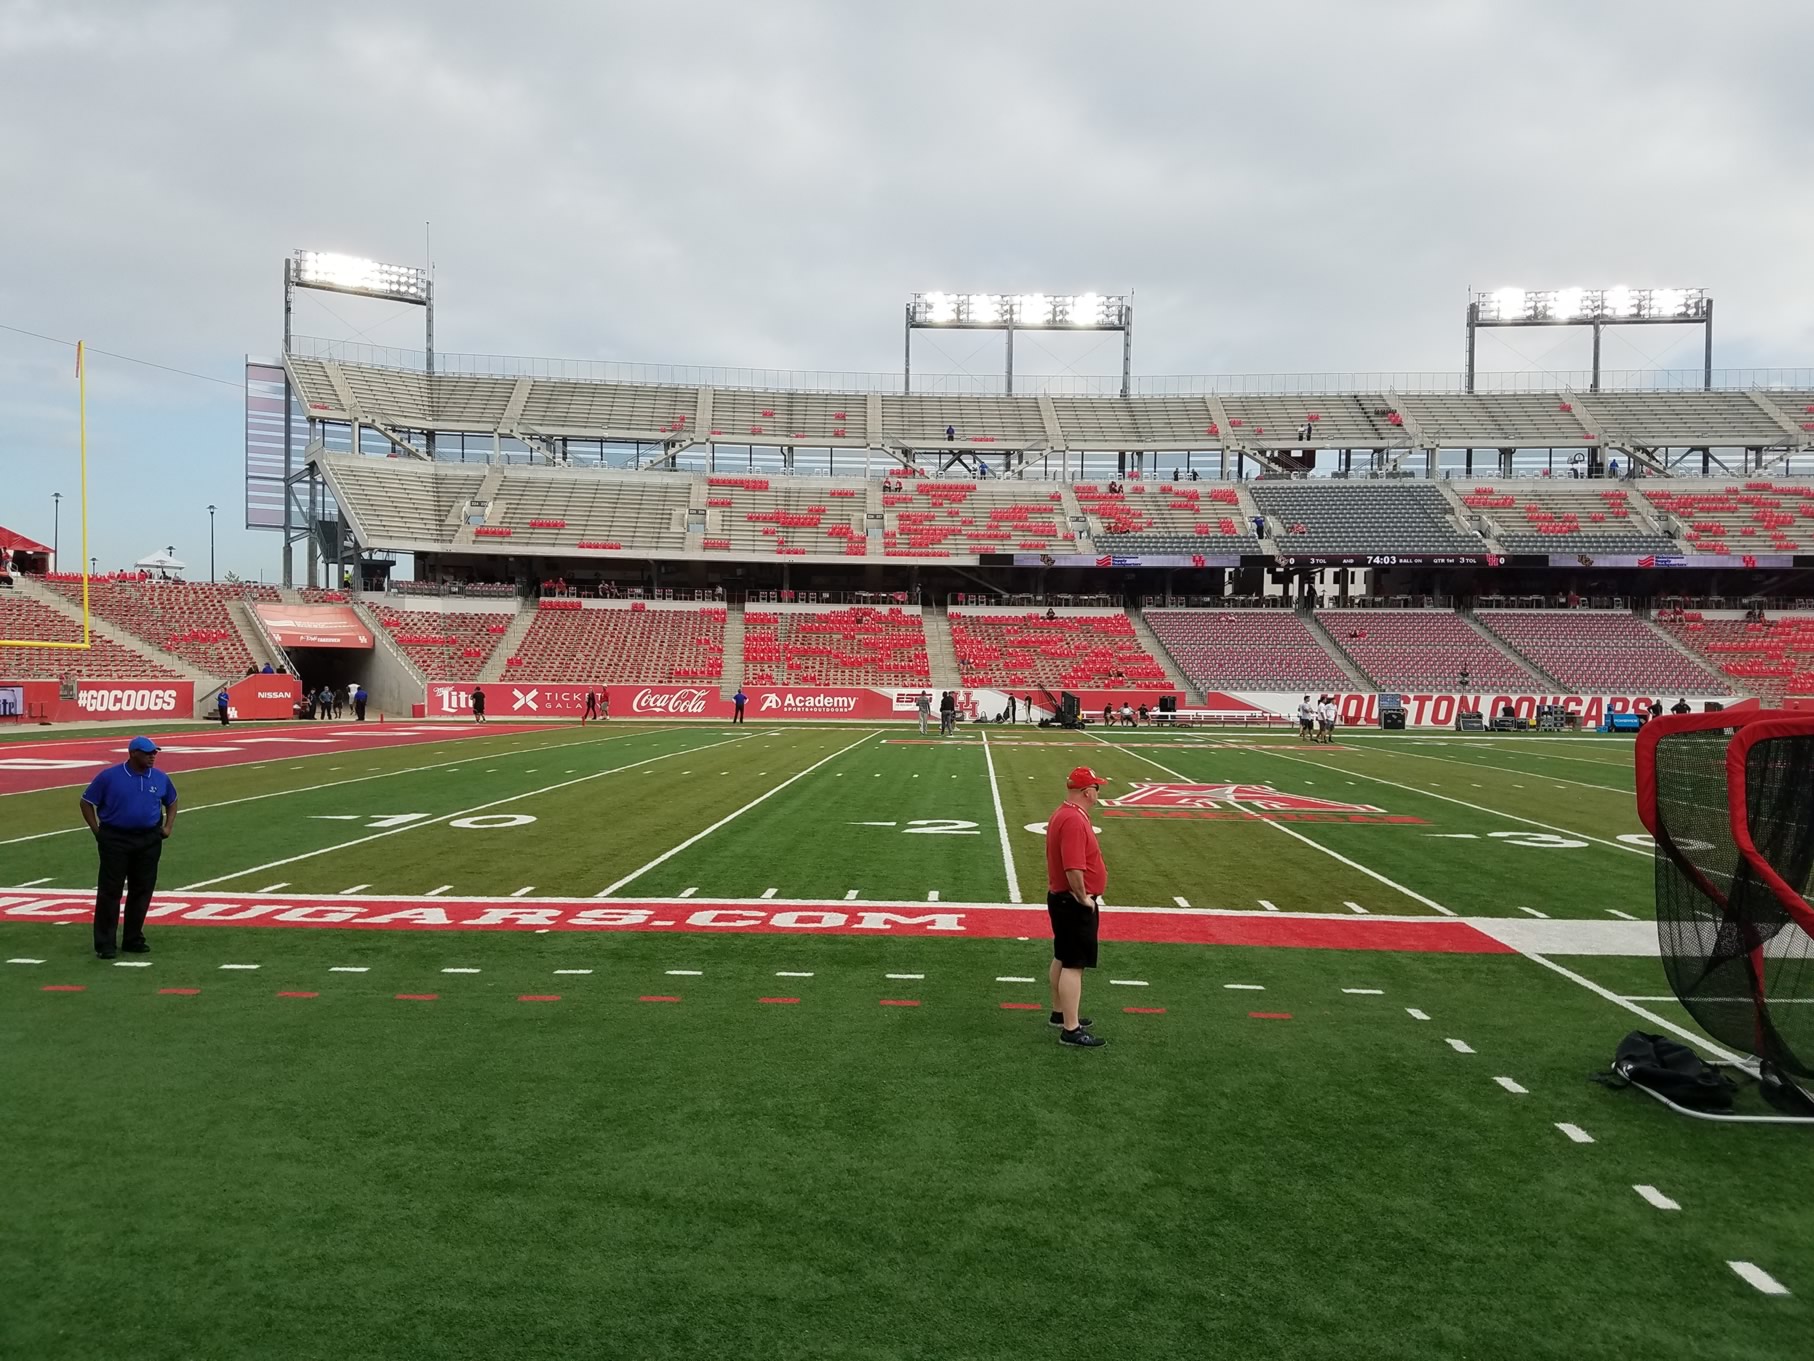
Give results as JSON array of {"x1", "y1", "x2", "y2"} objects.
[{"x1": 1652, "y1": 726, "x2": 1814, "y2": 1077}]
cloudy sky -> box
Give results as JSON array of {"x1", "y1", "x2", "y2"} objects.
[{"x1": 4, "y1": 0, "x2": 1812, "y2": 577}]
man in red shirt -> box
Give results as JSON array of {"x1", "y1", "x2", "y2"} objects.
[{"x1": 1045, "y1": 766, "x2": 1109, "y2": 1048}]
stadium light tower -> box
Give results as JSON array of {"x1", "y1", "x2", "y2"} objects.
[
  {"x1": 904, "y1": 292, "x2": 1133, "y2": 396},
  {"x1": 281, "y1": 250, "x2": 433, "y2": 587},
  {"x1": 1465, "y1": 287, "x2": 1712, "y2": 394}
]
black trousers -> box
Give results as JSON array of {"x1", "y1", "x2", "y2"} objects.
[
  {"x1": 94, "y1": 826, "x2": 163, "y2": 952},
  {"x1": 733, "y1": 705, "x2": 745, "y2": 724},
  {"x1": 354, "y1": 699, "x2": 367, "y2": 721}
]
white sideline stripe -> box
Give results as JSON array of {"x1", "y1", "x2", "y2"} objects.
[
  {"x1": 1088, "y1": 735, "x2": 1463, "y2": 919},
  {"x1": 1606, "y1": 909, "x2": 1638, "y2": 920},
  {"x1": 1446, "y1": 1037, "x2": 1475, "y2": 1053},
  {"x1": 339, "y1": 884, "x2": 371, "y2": 895},
  {"x1": 1520, "y1": 952, "x2": 1751, "y2": 1067},
  {"x1": 776, "y1": 971, "x2": 814, "y2": 978},
  {"x1": 510, "y1": 886, "x2": 535, "y2": 897},
  {"x1": 1109, "y1": 979, "x2": 1148, "y2": 987},
  {"x1": 0, "y1": 727, "x2": 674, "y2": 841},
  {"x1": 329, "y1": 966, "x2": 368, "y2": 973},
  {"x1": 595, "y1": 732, "x2": 872, "y2": 896},
  {"x1": 425, "y1": 885, "x2": 453, "y2": 896},
  {"x1": 1342, "y1": 988, "x2": 1384, "y2": 995},
  {"x1": 1516, "y1": 905, "x2": 1550, "y2": 919},
  {"x1": 1247, "y1": 745, "x2": 1650, "y2": 858},
  {"x1": 553, "y1": 969, "x2": 593, "y2": 975},
  {"x1": 1633, "y1": 1184, "x2": 1679, "y2": 1211},
  {"x1": 256, "y1": 883, "x2": 289, "y2": 893},
  {"x1": 1173, "y1": 896, "x2": 1191, "y2": 908},
  {"x1": 178, "y1": 732, "x2": 749, "y2": 892},
  {"x1": 666, "y1": 969, "x2": 702, "y2": 976},
  {"x1": 1555, "y1": 1122, "x2": 1594, "y2": 1144},
  {"x1": 997, "y1": 976, "x2": 1035, "y2": 983},
  {"x1": 7, "y1": 958, "x2": 45, "y2": 965},
  {"x1": 979, "y1": 730, "x2": 1023, "y2": 905},
  {"x1": 219, "y1": 963, "x2": 259, "y2": 971},
  {"x1": 1494, "y1": 1076, "x2": 1528, "y2": 1094},
  {"x1": 1225, "y1": 983, "x2": 1265, "y2": 990},
  {"x1": 886, "y1": 973, "x2": 924, "y2": 980},
  {"x1": 1361, "y1": 744, "x2": 1630, "y2": 794},
  {"x1": 18, "y1": 877, "x2": 51, "y2": 886},
  {"x1": 442, "y1": 967, "x2": 481, "y2": 974},
  {"x1": 1727, "y1": 1262, "x2": 1790, "y2": 1295},
  {"x1": 1406, "y1": 1008, "x2": 1430, "y2": 1020}
]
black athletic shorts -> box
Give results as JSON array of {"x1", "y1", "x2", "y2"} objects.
[{"x1": 1047, "y1": 891, "x2": 1100, "y2": 969}]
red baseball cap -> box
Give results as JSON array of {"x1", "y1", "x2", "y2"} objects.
[{"x1": 1067, "y1": 766, "x2": 1108, "y2": 789}]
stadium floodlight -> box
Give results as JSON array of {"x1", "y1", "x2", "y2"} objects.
[
  {"x1": 291, "y1": 251, "x2": 428, "y2": 303},
  {"x1": 905, "y1": 290, "x2": 1135, "y2": 397},
  {"x1": 1466, "y1": 284, "x2": 1713, "y2": 392}
]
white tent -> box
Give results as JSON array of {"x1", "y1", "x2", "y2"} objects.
[{"x1": 134, "y1": 550, "x2": 186, "y2": 571}]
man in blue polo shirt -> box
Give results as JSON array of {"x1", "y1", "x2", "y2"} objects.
[{"x1": 79, "y1": 736, "x2": 178, "y2": 960}]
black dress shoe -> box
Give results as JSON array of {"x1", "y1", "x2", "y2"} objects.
[
  {"x1": 121, "y1": 940, "x2": 151, "y2": 954},
  {"x1": 96, "y1": 948, "x2": 117, "y2": 960}
]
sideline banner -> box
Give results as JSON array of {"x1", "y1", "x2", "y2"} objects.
[
  {"x1": 0, "y1": 679, "x2": 196, "y2": 724},
  {"x1": 223, "y1": 673, "x2": 301, "y2": 721},
  {"x1": 253, "y1": 604, "x2": 373, "y2": 649}
]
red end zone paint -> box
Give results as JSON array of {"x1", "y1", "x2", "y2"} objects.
[
  {"x1": 1000, "y1": 1002, "x2": 1043, "y2": 1010},
  {"x1": 759, "y1": 997, "x2": 800, "y2": 1005},
  {"x1": 879, "y1": 999, "x2": 920, "y2": 1007},
  {"x1": 639, "y1": 995, "x2": 681, "y2": 1003},
  {"x1": 1124, "y1": 1006, "x2": 1167, "y2": 1015},
  {"x1": 159, "y1": 987, "x2": 200, "y2": 996},
  {"x1": 0, "y1": 722, "x2": 549, "y2": 796},
  {"x1": 395, "y1": 993, "x2": 438, "y2": 1001},
  {"x1": 517, "y1": 994, "x2": 561, "y2": 1002},
  {"x1": 0, "y1": 892, "x2": 1515, "y2": 953},
  {"x1": 277, "y1": 991, "x2": 318, "y2": 998},
  {"x1": 1248, "y1": 1012, "x2": 1293, "y2": 1020},
  {"x1": 40, "y1": 984, "x2": 85, "y2": 992}
]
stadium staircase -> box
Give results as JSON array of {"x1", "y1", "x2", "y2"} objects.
[
  {"x1": 477, "y1": 606, "x2": 538, "y2": 684},
  {"x1": 1434, "y1": 482, "x2": 1506, "y2": 554},
  {"x1": 1297, "y1": 611, "x2": 1373, "y2": 691},
  {"x1": 1128, "y1": 608, "x2": 1206, "y2": 703},
  {"x1": 719, "y1": 603, "x2": 747, "y2": 693},
  {"x1": 922, "y1": 607, "x2": 961, "y2": 690},
  {"x1": 11, "y1": 576, "x2": 222, "y2": 707},
  {"x1": 1457, "y1": 611, "x2": 1564, "y2": 689},
  {"x1": 450, "y1": 467, "x2": 507, "y2": 547}
]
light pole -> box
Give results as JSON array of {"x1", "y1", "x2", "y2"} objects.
[
  {"x1": 207, "y1": 505, "x2": 217, "y2": 582},
  {"x1": 52, "y1": 492, "x2": 61, "y2": 571}
]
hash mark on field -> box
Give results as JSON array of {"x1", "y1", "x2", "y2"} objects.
[
  {"x1": 1110, "y1": 979, "x2": 1148, "y2": 987},
  {"x1": 518, "y1": 995, "x2": 560, "y2": 1002},
  {"x1": 1344, "y1": 901, "x2": 1369, "y2": 914},
  {"x1": 760, "y1": 997, "x2": 800, "y2": 1005},
  {"x1": 666, "y1": 970, "x2": 702, "y2": 976},
  {"x1": 1249, "y1": 1012, "x2": 1292, "y2": 1020},
  {"x1": 426, "y1": 885, "x2": 452, "y2": 896},
  {"x1": 1125, "y1": 1006, "x2": 1167, "y2": 1015},
  {"x1": 553, "y1": 969, "x2": 592, "y2": 975},
  {"x1": 7, "y1": 958, "x2": 45, "y2": 965},
  {"x1": 678, "y1": 887, "x2": 698, "y2": 898},
  {"x1": 1494, "y1": 1076, "x2": 1529, "y2": 1094},
  {"x1": 1446, "y1": 1038, "x2": 1475, "y2": 1053},
  {"x1": 442, "y1": 968, "x2": 481, "y2": 974},
  {"x1": 1225, "y1": 983, "x2": 1265, "y2": 990},
  {"x1": 844, "y1": 890, "x2": 859, "y2": 900},
  {"x1": 329, "y1": 966, "x2": 368, "y2": 973},
  {"x1": 1607, "y1": 909, "x2": 1638, "y2": 920},
  {"x1": 776, "y1": 971, "x2": 814, "y2": 978},
  {"x1": 1258, "y1": 899, "x2": 1279, "y2": 912},
  {"x1": 509, "y1": 886, "x2": 536, "y2": 897},
  {"x1": 1406, "y1": 1008, "x2": 1430, "y2": 1020},
  {"x1": 1001, "y1": 1001, "x2": 1042, "y2": 1010},
  {"x1": 18, "y1": 877, "x2": 51, "y2": 887},
  {"x1": 1516, "y1": 906, "x2": 1550, "y2": 919},
  {"x1": 113, "y1": 961, "x2": 152, "y2": 968},
  {"x1": 256, "y1": 882, "x2": 289, "y2": 893},
  {"x1": 396, "y1": 993, "x2": 438, "y2": 1002},
  {"x1": 639, "y1": 995, "x2": 681, "y2": 1003},
  {"x1": 886, "y1": 973, "x2": 924, "y2": 980},
  {"x1": 1727, "y1": 1261, "x2": 1789, "y2": 1295},
  {"x1": 278, "y1": 991, "x2": 318, "y2": 999},
  {"x1": 1173, "y1": 895, "x2": 1191, "y2": 907},
  {"x1": 339, "y1": 885, "x2": 371, "y2": 895},
  {"x1": 928, "y1": 891, "x2": 940, "y2": 901},
  {"x1": 219, "y1": 964, "x2": 260, "y2": 971},
  {"x1": 159, "y1": 987, "x2": 199, "y2": 996},
  {"x1": 1342, "y1": 988, "x2": 1384, "y2": 995},
  {"x1": 760, "y1": 887, "x2": 777, "y2": 899},
  {"x1": 1555, "y1": 1122, "x2": 1594, "y2": 1144},
  {"x1": 1632, "y1": 1184, "x2": 1678, "y2": 1210},
  {"x1": 998, "y1": 976, "x2": 1035, "y2": 983},
  {"x1": 879, "y1": 999, "x2": 920, "y2": 1007}
]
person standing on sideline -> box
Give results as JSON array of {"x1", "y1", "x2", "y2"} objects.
[
  {"x1": 1318, "y1": 695, "x2": 1336, "y2": 743},
  {"x1": 733, "y1": 687, "x2": 747, "y2": 724},
  {"x1": 1006, "y1": 693, "x2": 1017, "y2": 724},
  {"x1": 216, "y1": 687, "x2": 230, "y2": 726},
  {"x1": 939, "y1": 689, "x2": 956, "y2": 736},
  {"x1": 599, "y1": 689, "x2": 609, "y2": 720},
  {"x1": 80, "y1": 736, "x2": 178, "y2": 959},
  {"x1": 582, "y1": 689, "x2": 598, "y2": 724},
  {"x1": 915, "y1": 689, "x2": 932, "y2": 735},
  {"x1": 471, "y1": 686, "x2": 487, "y2": 723},
  {"x1": 1024, "y1": 694, "x2": 1034, "y2": 724},
  {"x1": 346, "y1": 681, "x2": 358, "y2": 717},
  {"x1": 353, "y1": 683, "x2": 368, "y2": 722},
  {"x1": 1297, "y1": 695, "x2": 1314, "y2": 742},
  {"x1": 1046, "y1": 766, "x2": 1108, "y2": 1048}
]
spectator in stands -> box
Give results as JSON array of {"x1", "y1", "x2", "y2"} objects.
[
  {"x1": 1609, "y1": 458, "x2": 1620, "y2": 479},
  {"x1": 1045, "y1": 606, "x2": 1058, "y2": 622},
  {"x1": 1189, "y1": 469, "x2": 1200, "y2": 482},
  {"x1": 1671, "y1": 698, "x2": 1691, "y2": 715},
  {"x1": 945, "y1": 425, "x2": 956, "y2": 442},
  {"x1": 1252, "y1": 516, "x2": 1266, "y2": 540},
  {"x1": 732, "y1": 688, "x2": 747, "y2": 724},
  {"x1": 1459, "y1": 666, "x2": 1470, "y2": 691},
  {"x1": 261, "y1": 662, "x2": 274, "y2": 674},
  {"x1": 354, "y1": 684, "x2": 368, "y2": 722},
  {"x1": 471, "y1": 686, "x2": 487, "y2": 723},
  {"x1": 915, "y1": 690, "x2": 932, "y2": 735}
]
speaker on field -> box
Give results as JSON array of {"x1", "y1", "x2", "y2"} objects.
[{"x1": 1058, "y1": 692, "x2": 1082, "y2": 729}]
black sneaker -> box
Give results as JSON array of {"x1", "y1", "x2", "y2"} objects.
[
  {"x1": 96, "y1": 948, "x2": 117, "y2": 960},
  {"x1": 1049, "y1": 1012, "x2": 1093, "y2": 1028},
  {"x1": 1058, "y1": 1027, "x2": 1106, "y2": 1048},
  {"x1": 121, "y1": 940, "x2": 150, "y2": 954}
]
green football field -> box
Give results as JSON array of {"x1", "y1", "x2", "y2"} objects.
[{"x1": 3, "y1": 721, "x2": 1808, "y2": 1359}]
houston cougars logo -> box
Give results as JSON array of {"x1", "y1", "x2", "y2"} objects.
[{"x1": 1107, "y1": 783, "x2": 1395, "y2": 820}]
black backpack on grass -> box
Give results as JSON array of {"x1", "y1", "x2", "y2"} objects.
[{"x1": 1593, "y1": 1031, "x2": 1737, "y2": 1112}]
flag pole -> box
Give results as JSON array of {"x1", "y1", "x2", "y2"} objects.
[{"x1": 78, "y1": 340, "x2": 90, "y2": 646}]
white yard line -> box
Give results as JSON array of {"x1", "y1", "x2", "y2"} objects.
[
  {"x1": 1633, "y1": 1184, "x2": 1679, "y2": 1211},
  {"x1": 1555, "y1": 1122, "x2": 1595, "y2": 1144},
  {"x1": 1726, "y1": 1262, "x2": 1791, "y2": 1295},
  {"x1": 1446, "y1": 1038, "x2": 1475, "y2": 1053},
  {"x1": 1406, "y1": 1008, "x2": 1430, "y2": 1020},
  {"x1": 594, "y1": 731, "x2": 874, "y2": 897},
  {"x1": 980, "y1": 730, "x2": 1022, "y2": 905},
  {"x1": 1342, "y1": 987, "x2": 1384, "y2": 995},
  {"x1": 1358, "y1": 744, "x2": 1630, "y2": 794},
  {"x1": 176, "y1": 733, "x2": 750, "y2": 891},
  {"x1": 1494, "y1": 1077, "x2": 1528, "y2": 1094},
  {"x1": 1248, "y1": 745, "x2": 1650, "y2": 859},
  {"x1": 1088, "y1": 735, "x2": 1462, "y2": 918},
  {"x1": 1521, "y1": 952, "x2": 1752, "y2": 1067},
  {"x1": 1225, "y1": 983, "x2": 1265, "y2": 990},
  {"x1": 0, "y1": 727, "x2": 679, "y2": 845}
]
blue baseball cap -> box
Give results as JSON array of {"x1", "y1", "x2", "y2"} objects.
[{"x1": 127, "y1": 736, "x2": 161, "y2": 754}]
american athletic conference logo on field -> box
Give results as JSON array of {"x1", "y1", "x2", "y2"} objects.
[{"x1": 1103, "y1": 783, "x2": 1424, "y2": 825}]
